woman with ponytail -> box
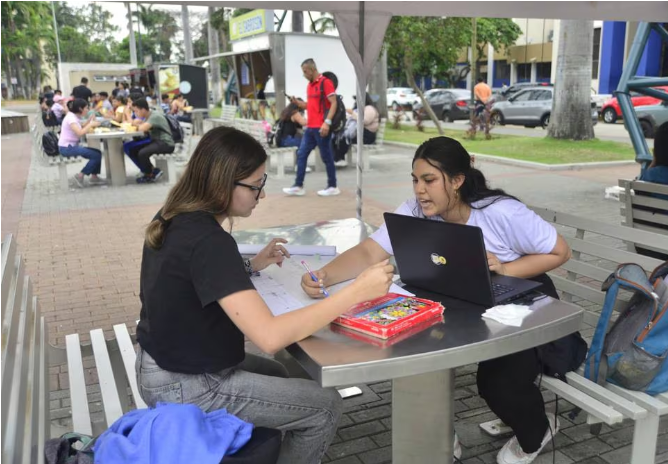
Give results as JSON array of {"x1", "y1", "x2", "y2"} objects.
[
  {"x1": 299, "y1": 136, "x2": 576, "y2": 464},
  {"x1": 135, "y1": 126, "x2": 394, "y2": 464}
]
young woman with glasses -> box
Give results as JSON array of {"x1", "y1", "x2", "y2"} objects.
[{"x1": 135, "y1": 126, "x2": 394, "y2": 464}]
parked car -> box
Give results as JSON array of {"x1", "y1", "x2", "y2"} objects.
[
  {"x1": 633, "y1": 101, "x2": 668, "y2": 138},
  {"x1": 386, "y1": 87, "x2": 419, "y2": 111},
  {"x1": 590, "y1": 88, "x2": 612, "y2": 115},
  {"x1": 491, "y1": 87, "x2": 598, "y2": 129},
  {"x1": 412, "y1": 88, "x2": 474, "y2": 122},
  {"x1": 500, "y1": 82, "x2": 552, "y2": 99},
  {"x1": 601, "y1": 86, "x2": 668, "y2": 123}
]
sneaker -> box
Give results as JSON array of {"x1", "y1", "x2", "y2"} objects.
[
  {"x1": 454, "y1": 433, "x2": 462, "y2": 460},
  {"x1": 496, "y1": 413, "x2": 559, "y2": 464},
  {"x1": 136, "y1": 175, "x2": 155, "y2": 184},
  {"x1": 317, "y1": 187, "x2": 341, "y2": 197},
  {"x1": 334, "y1": 159, "x2": 349, "y2": 168},
  {"x1": 72, "y1": 173, "x2": 84, "y2": 188},
  {"x1": 293, "y1": 165, "x2": 313, "y2": 173},
  {"x1": 153, "y1": 168, "x2": 164, "y2": 181},
  {"x1": 88, "y1": 176, "x2": 107, "y2": 186},
  {"x1": 282, "y1": 186, "x2": 306, "y2": 196}
]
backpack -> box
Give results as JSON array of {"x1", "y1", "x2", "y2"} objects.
[
  {"x1": 267, "y1": 119, "x2": 284, "y2": 148},
  {"x1": 42, "y1": 131, "x2": 60, "y2": 157},
  {"x1": 43, "y1": 110, "x2": 59, "y2": 127},
  {"x1": 320, "y1": 73, "x2": 346, "y2": 134},
  {"x1": 164, "y1": 114, "x2": 184, "y2": 144},
  {"x1": 585, "y1": 260, "x2": 668, "y2": 395}
]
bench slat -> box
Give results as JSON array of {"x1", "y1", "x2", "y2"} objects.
[
  {"x1": 621, "y1": 179, "x2": 668, "y2": 196},
  {"x1": 540, "y1": 376, "x2": 625, "y2": 424},
  {"x1": 564, "y1": 236, "x2": 665, "y2": 271},
  {"x1": 532, "y1": 206, "x2": 668, "y2": 250},
  {"x1": 625, "y1": 194, "x2": 668, "y2": 210},
  {"x1": 559, "y1": 259, "x2": 613, "y2": 283},
  {"x1": 90, "y1": 328, "x2": 124, "y2": 427},
  {"x1": 37, "y1": 315, "x2": 48, "y2": 464},
  {"x1": 562, "y1": 373, "x2": 647, "y2": 419},
  {"x1": 23, "y1": 295, "x2": 41, "y2": 462},
  {"x1": 603, "y1": 382, "x2": 668, "y2": 416},
  {"x1": 66, "y1": 334, "x2": 93, "y2": 435},
  {"x1": 113, "y1": 324, "x2": 147, "y2": 409},
  {"x1": 631, "y1": 209, "x2": 668, "y2": 226},
  {"x1": 1, "y1": 234, "x2": 17, "y2": 313}
]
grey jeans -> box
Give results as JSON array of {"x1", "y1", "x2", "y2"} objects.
[{"x1": 135, "y1": 347, "x2": 342, "y2": 464}]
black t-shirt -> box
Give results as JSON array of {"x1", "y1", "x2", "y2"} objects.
[
  {"x1": 136, "y1": 211, "x2": 255, "y2": 374},
  {"x1": 72, "y1": 85, "x2": 93, "y2": 101}
]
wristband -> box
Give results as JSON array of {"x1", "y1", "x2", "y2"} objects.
[
  {"x1": 244, "y1": 258, "x2": 255, "y2": 276},
  {"x1": 325, "y1": 118, "x2": 332, "y2": 126}
]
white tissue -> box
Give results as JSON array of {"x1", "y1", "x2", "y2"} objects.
[{"x1": 482, "y1": 304, "x2": 532, "y2": 327}]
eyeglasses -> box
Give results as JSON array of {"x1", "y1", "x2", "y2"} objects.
[{"x1": 234, "y1": 173, "x2": 267, "y2": 200}]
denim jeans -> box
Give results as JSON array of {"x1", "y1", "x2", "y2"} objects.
[
  {"x1": 278, "y1": 134, "x2": 302, "y2": 148},
  {"x1": 294, "y1": 128, "x2": 336, "y2": 188},
  {"x1": 59, "y1": 145, "x2": 102, "y2": 175},
  {"x1": 136, "y1": 347, "x2": 342, "y2": 464},
  {"x1": 123, "y1": 137, "x2": 152, "y2": 169},
  {"x1": 127, "y1": 140, "x2": 174, "y2": 175}
]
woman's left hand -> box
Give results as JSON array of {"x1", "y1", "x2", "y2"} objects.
[
  {"x1": 487, "y1": 252, "x2": 506, "y2": 275},
  {"x1": 250, "y1": 238, "x2": 291, "y2": 271}
]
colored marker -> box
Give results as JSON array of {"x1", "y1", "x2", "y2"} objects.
[{"x1": 301, "y1": 260, "x2": 329, "y2": 297}]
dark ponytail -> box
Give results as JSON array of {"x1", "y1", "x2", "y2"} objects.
[{"x1": 413, "y1": 136, "x2": 519, "y2": 210}]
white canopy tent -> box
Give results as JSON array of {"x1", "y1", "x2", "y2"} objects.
[{"x1": 144, "y1": 1, "x2": 668, "y2": 219}]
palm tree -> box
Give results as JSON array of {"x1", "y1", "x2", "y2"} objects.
[
  {"x1": 311, "y1": 15, "x2": 337, "y2": 34},
  {"x1": 547, "y1": 20, "x2": 595, "y2": 140}
]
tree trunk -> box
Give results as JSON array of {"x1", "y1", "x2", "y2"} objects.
[
  {"x1": 547, "y1": 20, "x2": 595, "y2": 140},
  {"x1": 292, "y1": 11, "x2": 303, "y2": 33},
  {"x1": 405, "y1": 55, "x2": 443, "y2": 135},
  {"x1": 369, "y1": 48, "x2": 388, "y2": 119},
  {"x1": 4, "y1": 55, "x2": 13, "y2": 99},
  {"x1": 208, "y1": 7, "x2": 222, "y2": 104}
]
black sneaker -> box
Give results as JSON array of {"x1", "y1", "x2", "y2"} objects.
[
  {"x1": 153, "y1": 169, "x2": 164, "y2": 181},
  {"x1": 136, "y1": 175, "x2": 154, "y2": 184}
]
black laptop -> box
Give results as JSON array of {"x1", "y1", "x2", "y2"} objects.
[{"x1": 384, "y1": 212, "x2": 543, "y2": 307}]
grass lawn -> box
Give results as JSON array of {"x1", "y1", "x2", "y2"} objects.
[{"x1": 385, "y1": 124, "x2": 635, "y2": 164}]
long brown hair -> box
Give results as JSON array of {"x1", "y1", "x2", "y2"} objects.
[{"x1": 145, "y1": 126, "x2": 267, "y2": 249}]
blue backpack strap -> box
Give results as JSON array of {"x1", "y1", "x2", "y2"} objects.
[{"x1": 585, "y1": 264, "x2": 655, "y2": 384}]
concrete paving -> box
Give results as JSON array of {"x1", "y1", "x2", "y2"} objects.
[{"x1": 2, "y1": 114, "x2": 666, "y2": 463}]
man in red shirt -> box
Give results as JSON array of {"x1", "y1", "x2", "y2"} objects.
[{"x1": 283, "y1": 58, "x2": 340, "y2": 197}]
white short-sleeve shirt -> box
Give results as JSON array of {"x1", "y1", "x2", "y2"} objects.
[{"x1": 370, "y1": 197, "x2": 558, "y2": 263}]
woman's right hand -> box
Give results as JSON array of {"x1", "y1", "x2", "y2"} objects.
[
  {"x1": 301, "y1": 269, "x2": 328, "y2": 299},
  {"x1": 350, "y1": 260, "x2": 394, "y2": 301}
]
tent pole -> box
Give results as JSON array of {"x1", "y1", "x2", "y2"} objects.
[{"x1": 356, "y1": 1, "x2": 366, "y2": 221}]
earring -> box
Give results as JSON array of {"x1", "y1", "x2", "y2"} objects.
[{"x1": 454, "y1": 189, "x2": 459, "y2": 199}]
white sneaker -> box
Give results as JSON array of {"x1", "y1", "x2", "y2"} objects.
[
  {"x1": 317, "y1": 187, "x2": 341, "y2": 197},
  {"x1": 282, "y1": 186, "x2": 306, "y2": 196},
  {"x1": 334, "y1": 159, "x2": 348, "y2": 167},
  {"x1": 293, "y1": 165, "x2": 313, "y2": 173},
  {"x1": 496, "y1": 413, "x2": 559, "y2": 464},
  {"x1": 454, "y1": 433, "x2": 462, "y2": 460}
]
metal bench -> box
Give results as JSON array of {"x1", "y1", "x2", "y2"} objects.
[
  {"x1": 529, "y1": 207, "x2": 668, "y2": 464},
  {"x1": 620, "y1": 178, "x2": 668, "y2": 256},
  {"x1": 346, "y1": 119, "x2": 387, "y2": 171},
  {"x1": 1, "y1": 234, "x2": 49, "y2": 463},
  {"x1": 31, "y1": 115, "x2": 83, "y2": 191},
  {"x1": 233, "y1": 119, "x2": 295, "y2": 179},
  {"x1": 152, "y1": 122, "x2": 194, "y2": 185},
  {"x1": 203, "y1": 104, "x2": 239, "y2": 133}
]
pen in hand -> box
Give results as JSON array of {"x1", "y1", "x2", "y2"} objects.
[{"x1": 301, "y1": 260, "x2": 329, "y2": 297}]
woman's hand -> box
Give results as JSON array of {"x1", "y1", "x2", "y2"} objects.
[
  {"x1": 301, "y1": 268, "x2": 328, "y2": 299},
  {"x1": 250, "y1": 238, "x2": 290, "y2": 272},
  {"x1": 350, "y1": 260, "x2": 394, "y2": 301},
  {"x1": 487, "y1": 252, "x2": 506, "y2": 275}
]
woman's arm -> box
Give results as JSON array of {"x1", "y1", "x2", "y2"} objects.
[
  {"x1": 291, "y1": 112, "x2": 307, "y2": 127},
  {"x1": 219, "y1": 260, "x2": 394, "y2": 354},
  {"x1": 489, "y1": 234, "x2": 571, "y2": 279},
  {"x1": 69, "y1": 118, "x2": 99, "y2": 137}
]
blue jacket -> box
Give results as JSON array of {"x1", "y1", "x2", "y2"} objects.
[{"x1": 93, "y1": 403, "x2": 253, "y2": 464}]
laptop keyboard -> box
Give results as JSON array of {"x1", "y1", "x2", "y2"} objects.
[{"x1": 492, "y1": 282, "x2": 515, "y2": 297}]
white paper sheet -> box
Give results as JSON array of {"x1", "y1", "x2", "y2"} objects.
[{"x1": 238, "y1": 244, "x2": 336, "y2": 256}]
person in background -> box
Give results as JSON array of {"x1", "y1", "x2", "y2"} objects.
[
  {"x1": 112, "y1": 81, "x2": 121, "y2": 99},
  {"x1": 282, "y1": 58, "x2": 339, "y2": 197},
  {"x1": 276, "y1": 101, "x2": 307, "y2": 148},
  {"x1": 120, "y1": 82, "x2": 130, "y2": 98},
  {"x1": 58, "y1": 98, "x2": 105, "y2": 188},
  {"x1": 129, "y1": 98, "x2": 175, "y2": 184},
  {"x1": 474, "y1": 77, "x2": 492, "y2": 117},
  {"x1": 171, "y1": 94, "x2": 192, "y2": 123},
  {"x1": 51, "y1": 95, "x2": 66, "y2": 122},
  {"x1": 160, "y1": 94, "x2": 171, "y2": 114},
  {"x1": 347, "y1": 94, "x2": 381, "y2": 145},
  {"x1": 72, "y1": 77, "x2": 93, "y2": 102},
  {"x1": 99, "y1": 91, "x2": 113, "y2": 113},
  {"x1": 112, "y1": 95, "x2": 127, "y2": 124}
]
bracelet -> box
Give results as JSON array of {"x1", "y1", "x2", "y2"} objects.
[
  {"x1": 324, "y1": 118, "x2": 332, "y2": 126},
  {"x1": 243, "y1": 258, "x2": 255, "y2": 276}
]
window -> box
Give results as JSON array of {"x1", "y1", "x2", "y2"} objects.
[
  {"x1": 592, "y1": 27, "x2": 601, "y2": 79},
  {"x1": 496, "y1": 61, "x2": 511, "y2": 80},
  {"x1": 532, "y1": 90, "x2": 552, "y2": 101},
  {"x1": 512, "y1": 90, "x2": 533, "y2": 102}
]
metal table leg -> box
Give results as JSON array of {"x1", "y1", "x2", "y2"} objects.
[
  {"x1": 106, "y1": 138, "x2": 127, "y2": 187},
  {"x1": 393, "y1": 369, "x2": 455, "y2": 463}
]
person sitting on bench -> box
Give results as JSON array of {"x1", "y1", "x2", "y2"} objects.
[{"x1": 135, "y1": 126, "x2": 394, "y2": 464}]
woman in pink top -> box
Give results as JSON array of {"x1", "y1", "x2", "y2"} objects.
[{"x1": 58, "y1": 98, "x2": 104, "y2": 187}]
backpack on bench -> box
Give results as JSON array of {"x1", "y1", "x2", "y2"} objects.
[{"x1": 585, "y1": 260, "x2": 668, "y2": 395}]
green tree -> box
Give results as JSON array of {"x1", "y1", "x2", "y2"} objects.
[
  {"x1": 474, "y1": 18, "x2": 522, "y2": 73},
  {"x1": 311, "y1": 14, "x2": 336, "y2": 34},
  {"x1": 132, "y1": 5, "x2": 180, "y2": 62},
  {"x1": 385, "y1": 16, "x2": 472, "y2": 134},
  {"x1": 1, "y1": 1, "x2": 55, "y2": 99}
]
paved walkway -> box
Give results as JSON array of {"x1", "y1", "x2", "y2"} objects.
[{"x1": 3, "y1": 119, "x2": 666, "y2": 463}]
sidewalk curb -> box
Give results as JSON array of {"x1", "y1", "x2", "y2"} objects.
[{"x1": 383, "y1": 141, "x2": 638, "y2": 171}]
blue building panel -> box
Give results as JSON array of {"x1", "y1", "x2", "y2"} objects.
[
  {"x1": 637, "y1": 28, "x2": 662, "y2": 77},
  {"x1": 599, "y1": 21, "x2": 626, "y2": 94}
]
